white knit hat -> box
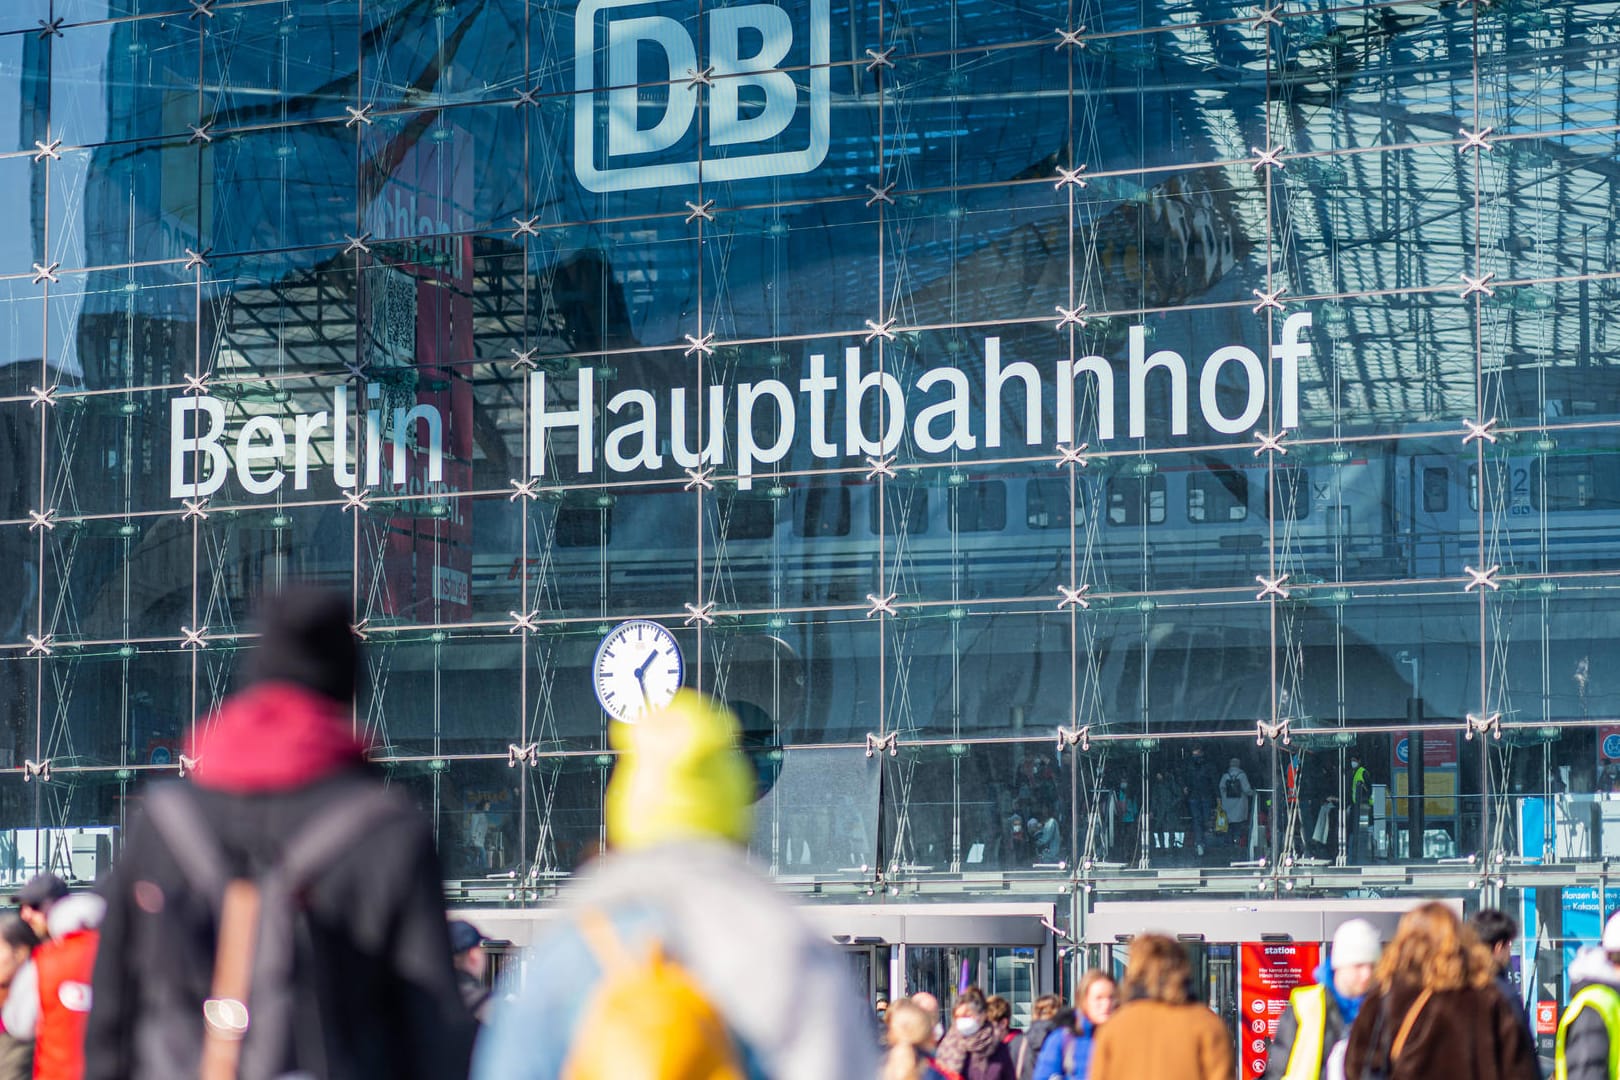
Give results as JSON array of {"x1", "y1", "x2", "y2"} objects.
[
  {"x1": 1330, "y1": 918, "x2": 1382, "y2": 969},
  {"x1": 1602, "y1": 911, "x2": 1620, "y2": 951}
]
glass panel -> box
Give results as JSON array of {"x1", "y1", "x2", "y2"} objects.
[
  {"x1": 750, "y1": 746, "x2": 877, "y2": 879},
  {"x1": 206, "y1": 1, "x2": 359, "y2": 128},
  {"x1": 54, "y1": 18, "x2": 200, "y2": 148}
]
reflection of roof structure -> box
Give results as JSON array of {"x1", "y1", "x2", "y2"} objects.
[{"x1": 63, "y1": 0, "x2": 1616, "y2": 439}]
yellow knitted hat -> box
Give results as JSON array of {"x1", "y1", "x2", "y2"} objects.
[{"x1": 604, "y1": 690, "x2": 755, "y2": 850}]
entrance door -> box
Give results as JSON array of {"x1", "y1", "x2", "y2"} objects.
[
  {"x1": 905, "y1": 945, "x2": 1042, "y2": 1026},
  {"x1": 841, "y1": 943, "x2": 891, "y2": 1010}
]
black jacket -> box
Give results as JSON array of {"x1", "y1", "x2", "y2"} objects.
[
  {"x1": 84, "y1": 769, "x2": 474, "y2": 1080},
  {"x1": 1263, "y1": 985, "x2": 1345, "y2": 1080},
  {"x1": 1493, "y1": 972, "x2": 1544, "y2": 1080},
  {"x1": 1560, "y1": 951, "x2": 1620, "y2": 1080},
  {"x1": 1016, "y1": 1018, "x2": 1058, "y2": 1080}
]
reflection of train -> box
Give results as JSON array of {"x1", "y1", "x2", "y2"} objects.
[
  {"x1": 486, "y1": 456, "x2": 1379, "y2": 605},
  {"x1": 478, "y1": 435, "x2": 1620, "y2": 603}
]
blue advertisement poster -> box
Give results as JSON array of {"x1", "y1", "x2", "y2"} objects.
[{"x1": 1561, "y1": 886, "x2": 1620, "y2": 988}]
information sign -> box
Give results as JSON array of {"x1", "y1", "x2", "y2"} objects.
[{"x1": 1239, "y1": 942, "x2": 1321, "y2": 1078}]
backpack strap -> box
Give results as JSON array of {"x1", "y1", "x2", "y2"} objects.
[
  {"x1": 576, "y1": 908, "x2": 635, "y2": 973},
  {"x1": 142, "y1": 784, "x2": 232, "y2": 899},
  {"x1": 200, "y1": 881, "x2": 259, "y2": 1080}
]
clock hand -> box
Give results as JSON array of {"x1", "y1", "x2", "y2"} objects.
[{"x1": 634, "y1": 650, "x2": 659, "y2": 680}]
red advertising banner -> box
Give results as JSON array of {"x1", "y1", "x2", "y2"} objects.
[
  {"x1": 362, "y1": 126, "x2": 475, "y2": 621},
  {"x1": 1240, "y1": 941, "x2": 1322, "y2": 1078},
  {"x1": 1536, "y1": 1000, "x2": 1558, "y2": 1035}
]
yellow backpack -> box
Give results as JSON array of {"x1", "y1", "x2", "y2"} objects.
[{"x1": 561, "y1": 908, "x2": 749, "y2": 1080}]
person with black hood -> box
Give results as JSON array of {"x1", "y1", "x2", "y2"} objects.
[{"x1": 84, "y1": 587, "x2": 475, "y2": 1080}]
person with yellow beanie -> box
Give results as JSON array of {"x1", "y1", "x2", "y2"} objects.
[{"x1": 472, "y1": 691, "x2": 879, "y2": 1080}]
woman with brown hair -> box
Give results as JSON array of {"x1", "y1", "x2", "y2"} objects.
[
  {"x1": 1088, "y1": 935, "x2": 1232, "y2": 1080},
  {"x1": 1344, "y1": 902, "x2": 1537, "y2": 1080}
]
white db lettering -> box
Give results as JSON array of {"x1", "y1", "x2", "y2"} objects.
[{"x1": 575, "y1": 0, "x2": 829, "y2": 192}]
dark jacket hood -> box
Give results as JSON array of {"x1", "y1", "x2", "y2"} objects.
[{"x1": 187, "y1": 681, "x2": 369, "y2": 793}]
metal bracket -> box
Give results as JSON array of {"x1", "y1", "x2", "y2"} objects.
[
  {"x1": 1255, "y1": 573, "x2": 1291, "y2": 601},
  {"x1": 865, "y1": 456, "x2": 897, "y2": 481},
  {"x1": 1251, "y1": 287, "x2": 1286, "y2": 313},
  {"x1": 1057, "y1": 584, "x2": 1091, "y2": 610},
  {"x1": 865, "y1": 592, "x2": 898, "y2": 618},
  {"x1": 1250, "y1": 144, "x2": 1285, "y2": 171},
  {"x1": 865, "y1": 732, "x2": 899, "y2": 758},
  {"x1": 1257, "y1": 717, "x2": 1291, "y2": 746},
  {"x1": 1053, "y1": 26, "x2": 1087, "y2": 48},
  {"x1": 1055, "y1": 303, "x2": 1088, "y2": 330},
  {"x1": 1057, "y1": 726, "x2": 1091, "y2": 753},
  {"x1": 1252, "y1": 430, "x2": 1288, "y2": 457},
  {"x1": 1465, "y1": 712, "x2": 1502, "y2": 740}
]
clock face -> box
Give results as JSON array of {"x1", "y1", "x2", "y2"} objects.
[{"x1": 592, "y1": 619, "x2": 684, "y2": 722}]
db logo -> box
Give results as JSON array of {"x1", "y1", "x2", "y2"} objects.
[{"x1": 574, "y1": 0, "x2": 830, "y2": 191}]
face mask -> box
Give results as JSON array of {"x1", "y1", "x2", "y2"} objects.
[{"x1": 955, "y1": 1017, "x2": 983, "y2": 1037}]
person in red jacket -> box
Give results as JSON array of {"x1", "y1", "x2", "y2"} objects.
[{"x1": 1, "y1": 893, "x2": 102, "y2": 1080}]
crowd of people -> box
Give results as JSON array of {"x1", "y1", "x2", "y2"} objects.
[
  {"x1": 878, "y1": 903, "x2": 1575, "y2": 1080},
  {"x1": 0, "y1": 587, "x2": 1613, "y2": 1079}
]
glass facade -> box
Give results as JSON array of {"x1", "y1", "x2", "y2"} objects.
[{"x1": 4, "y1": 0, "x2": 1620, "y2": 976}]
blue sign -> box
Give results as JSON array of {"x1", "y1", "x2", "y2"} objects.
[
  {"x1": 1603, "y1": 733, "x2": 1620, "y2": 759},
  {"x1": 1395, "y1": 738, "x2": 1409, "y2": 765}
]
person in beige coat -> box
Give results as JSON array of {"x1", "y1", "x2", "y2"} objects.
[{"x1": 1089, "y1": 933, "x2": 1233, "y2": 1080}]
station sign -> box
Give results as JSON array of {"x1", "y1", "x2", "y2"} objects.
[{"x1": 1239, "y1": 941, "x2": 1320, "y2": 1078}]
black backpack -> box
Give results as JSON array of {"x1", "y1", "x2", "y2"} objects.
[
  {"x1": 141, "y1": 782, "x2": 407, "y2": 1080},
  {"x1": 1222, "y1": 773, "x2": 1242, "y2": 800}
]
